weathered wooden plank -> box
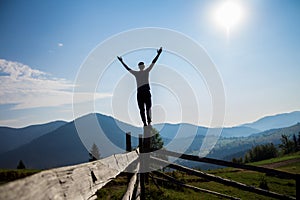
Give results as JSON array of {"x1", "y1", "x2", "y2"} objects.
[
  {"x1": 151, "y1": 156, "x2": 296, "y2": 200},
  {"x1": 122, "y1": 162, "x2": 140, "y2": 200},
  {"x1": 135, "y1": 176, "x2": 141, "y2": 200},
  {"x1": 0, "y1": 150, "x2": 139, "y2": 200}
]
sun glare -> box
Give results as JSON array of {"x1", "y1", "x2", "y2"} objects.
[{"x1": 215, "y1": 1, "x2": 243, "y2": 35}]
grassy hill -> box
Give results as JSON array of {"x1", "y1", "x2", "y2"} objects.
[
  {"x1": 97, "y1": 152, "x2": 300, "y2": 199},
  {"x1": 209, "y1": 123, "x2": 300, "y2": 160},
  {"x1": 0, "y1": 169, "x2": 40, "y2": 185}
]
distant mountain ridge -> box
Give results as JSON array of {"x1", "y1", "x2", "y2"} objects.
[
  {"x1": 176, "y1": 123, "x2": 300, "y2": 169},
  {"x1": 242, "y1": 111, "x2": 300, "y2": 131},
  {"x1": 154, "y1": 123, "x2": 260, "y2": 139},
  {"x1": 0, "y1": 113, "x2": 141, "y2": 169},
  {"x1": 0, "y1": 121, "x2": 88, "y2": 169},
  {"x1": 0, "y1": 121, "x2": 67, "y2": 154},
  {"x1": 0, "y1": 111, "x2": 299, "y2": 169}
]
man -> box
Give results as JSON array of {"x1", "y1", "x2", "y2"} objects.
[{"x1": 117, "y1": 47, "x2": 162, "y2": 126}]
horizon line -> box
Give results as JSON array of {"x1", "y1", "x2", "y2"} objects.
[{"x1": 1, "y1": 110, "x2": 299, "y2": 129}]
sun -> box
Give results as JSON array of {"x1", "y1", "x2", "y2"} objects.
[{"x1": 215, "y1": 1, "x2": 243, "y2": 34}]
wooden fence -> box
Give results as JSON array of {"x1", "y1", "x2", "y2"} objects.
[
  {"x1": 0, "y1": 147, "x2": 139, "y2": 200},
  {"x1": 151, "y1": 153, "x2": 297, "y2": 200},
  {"x1": 0, "y1": 127, "x2": 299, "y2": 200},
  {"x1": 138, "y1": 127, "x2": 299, "y2": 200}
]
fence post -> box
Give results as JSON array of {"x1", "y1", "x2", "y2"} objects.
[
  {"x1": 144, "y1": 126, "x2": 152, "y2": 184},
  {"x1": 126, "y1": 132, "x2": 132, "y2": 152},
  {"x1": 126, "y1": 132, "x2": 132, "y2": 183},
  {"x1": 296, "y1": 174, "x2": 299, "y2": 200},
  {"x1": 139, "y1": 134, "x2": 145, "y2": 200}
]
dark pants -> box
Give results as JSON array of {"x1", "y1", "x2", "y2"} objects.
[{"x1": 137, "y1": 90, "x2": 152, "y2": 125}]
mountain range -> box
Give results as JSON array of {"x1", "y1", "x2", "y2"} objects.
[
  {"x1": 0, "y1": 121, "x2": 66, "y2": 154},
  {"x1": 0, "y1": 111, "x2": 299, "y2": 169},
  {"x1": 242, "y1": 111, "x2": 300, "y2": 131}
]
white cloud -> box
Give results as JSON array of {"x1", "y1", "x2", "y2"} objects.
[
  {"x1": 58, "y1": 43, "x2": 63, "y2": 47},
  {"x1": 0, "y1": 59, "x2": 111, "y2": 110}
]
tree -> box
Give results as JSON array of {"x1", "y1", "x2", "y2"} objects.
[
  {"x1": 232, "y1": 157, "x2": 243, "y2": 164},
  {"x1": 150, "y1": 128, "x2": 164, "y2": 151},
  {"x1": 17, "y1": 160, "x2": 26, "y2": 169},
  {"x1": 293, "y1": 134, "x2": 298, "y2": 151},
  {"x1": 245, "y1": 143, "x2": 278, "y2": 163},
  {"x1": 244, "y1": 154, "x2": 250, "y2": 163},
  {"x1": 89, "y1": 143, "x2": 100, "y2": 162},
  {"x1": 279, "y1": 134, "x2": 294, "y2": 154},
  {"x1": 298, "y1": 132, "x2": 300, "y2": 151},
  {"x1": 149, "y1": 127, "x2": 168, "y2": 163}
]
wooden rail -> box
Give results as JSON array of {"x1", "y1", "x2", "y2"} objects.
[
  {"x1": 156, "y1": 149, "x2": 296, "y2": 179},
  {"x1": 151, "y1": 170, "x2": 241, "y2": 200},
  {"x1": 151, "y1": 156, "x2": 296, "y2": 200},
  {"x1": 122, "y1": 162, "x2": 140, "y2": 200},
  {"x1": 0, "y1": 149, "x2": 139, "y2": 200},
  {"x1": 1, "y1": 130, "x2": 298, "y2": 200},
  {"x1": 155, "y1": 149, "x2": 299, "y2": 199}
]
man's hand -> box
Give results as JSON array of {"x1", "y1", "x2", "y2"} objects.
[
  {"x1": 117, "y1": 56, "x2": 123, "y2": 62},
  {"x1": 149, "y1": 47, "x2": 163, "y2": 68},
  {"x1": 117, "y1": 56, "x2": 132, "y2": 71},
  {"x1": 157, "y1": 47, "x2": 162, "y2": 54}
]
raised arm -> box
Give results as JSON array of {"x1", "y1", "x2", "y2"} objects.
[
  {"x1": 117, "y1": 56, "x2": 132, "y2": 71},
  {"x1": 147, "y1": 47, "x2": 162, "y2": 72}
]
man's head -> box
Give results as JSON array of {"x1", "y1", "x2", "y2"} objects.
[{"x1": 138, "y1": 62, "x2": 145, "y2": 71}]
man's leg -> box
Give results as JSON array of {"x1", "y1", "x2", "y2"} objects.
[
  {"x1": 137, "y1": 93, "x2": 147, "y2": 126},
  {"x1": 145, "y1": 91, "x2": 152, "y2": 125}
]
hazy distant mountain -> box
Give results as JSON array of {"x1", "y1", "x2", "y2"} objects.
[
  {"x1": 219, "y1": 126, "x2": 260, "y2": 137},
  {"x1": 154, "y1": 123, "x2": 206, "y2": 139},
  {"x1": 0, "y1": 121, "x2": 88, "y2": 169},
  {"x1": 208, "y1": 122, "x2": 300, "y2": 161},
  {"x1": 1, "y1": 111, "x2": 299, "y2": 169},
  {"x1": 177, "y1": 123, "x2": 300, "y2": 169},
  {"x1": 0, "y1": 121, "x2": 66, "y2": 154},
  {"x1": 0, "y1": 113, "x2": 141, "y2": 169},
  {"x1": 242, "y1": 111, "x2": 300, "y2": 131},
  {"x1": 155, "y1": 123, "x2": 260, "y2": 139}
]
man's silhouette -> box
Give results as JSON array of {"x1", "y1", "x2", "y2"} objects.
[{"x1": 118, "y1": 47, "x2": 162, "y2": 126}]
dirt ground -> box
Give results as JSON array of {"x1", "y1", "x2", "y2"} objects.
[{"x1": 261, "y1": 158, "x2": 300, "y2": 169}]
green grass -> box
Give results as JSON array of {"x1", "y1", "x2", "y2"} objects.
[
  {"x1": 250, "y1": 151, "x2": 300, "y2": 167},
  {"x1": 277, "y1": 161, "x2": 300, "y2": 174},
  {"x1": 95, "y1": 173, "x2": 128, "y2": 200},
  {"x1": 0, "y1": 169, "x2": 40, "y2": 185},
  {"x1": 97, "y1": 152, "x2": 299, "y2": 199},
  {"x1": 153, "y1": 168, "x2": 295, "y2": 199},
  {"x1": 96, "y1": 168, "x2": 296, "y2": 200},
  {"x1": 96, "y1": 185, "x2": 127, "y2": 200},
  {"x1": 201, "y1": 169, "x2": 295, "y2": 198}
]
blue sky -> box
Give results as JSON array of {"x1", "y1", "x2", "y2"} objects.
[{"x1": 0, "y1": 0, "x2": 300, "y2": 128}]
